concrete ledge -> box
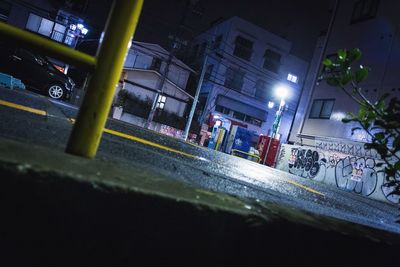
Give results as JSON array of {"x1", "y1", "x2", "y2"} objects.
[{"x1": 0, "y1": 138, "x2": 399, "y2": 265}]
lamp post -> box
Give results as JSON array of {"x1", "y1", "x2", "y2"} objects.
[{"x1": 262, "y1": 85, "x2": 289, "y2": 165}]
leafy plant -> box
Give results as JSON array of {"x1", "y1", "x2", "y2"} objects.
[
  {"x1": 116, "y1": 89, "x2": 128, "y2": 107},
  {"x1": 319, "y1": 48, "x2": 400, "y2": 206}
]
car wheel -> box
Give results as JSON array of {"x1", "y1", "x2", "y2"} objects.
[{"x1": 48, "y1": 84, "x2": 65, "y2": 100}]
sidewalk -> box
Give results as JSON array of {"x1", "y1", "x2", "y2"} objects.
[{"x1": 0, "y1": 137, "x2": 399, "y2": 265}]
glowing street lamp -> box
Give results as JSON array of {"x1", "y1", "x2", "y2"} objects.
[
  {"x1": 271, "y1": 85, "x2": 289, "y2": 138},
  {"x1": 263, "y1": 84, "x2": 290, "y2": 165}
]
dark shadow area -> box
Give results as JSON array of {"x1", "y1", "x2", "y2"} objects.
[{"x1": 0, "y1": 161, "x2": 399, "y2": 267}]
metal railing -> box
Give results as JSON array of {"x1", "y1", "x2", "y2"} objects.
[
  {"x1": 0, "y1": 0, "x2": 144, "y2": 158},
  {"x1": 231, "y1": 149, "x2": 261, "y2": 163}
]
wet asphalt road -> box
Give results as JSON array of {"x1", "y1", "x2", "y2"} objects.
[{"x1": 1, "y1": 87, "x2": 400, "y2": 235}]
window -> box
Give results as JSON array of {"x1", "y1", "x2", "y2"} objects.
[
  {"x1": 0, "y1": 0, "x2": 11, "y2": 22},
  {"x1": 151, "y1": 57, "x2": 162, "y2": 72},
  {"x1": 351, "y1": 0, "x2": 380, "y2": 24},
  {"x1": 51, "y1": 23, "x2": 66, "y2": 42},
  {"x1": 254, "y1": 79, "x2": 274, "y2": 100},
  {"x1": 245, "y1": 116, "x2": 262, "y2": 127},
  {"x1": 215, "y1": 105, "x2": 230, "y2": 115},
  {"x1": 26, "y1": 14, "x2": 54, "y2": 37},
  {"x1": 212, "y1": 35, "x2": 223, "y2": 50},
  {"x1": 233, "y1": 111, "x2": 246, "y2": 121},
  {"x1": 233, "y1": 36, "x2": 253, "y2": 61},
  {"x1": 215, "y1": 105, "x2": 262, "y2": 127},
  {"x1": 224, "y1": 67, "x2": 245, "y2": 91},
  {"x1": 263, "y1": 49, "x2": 281, "y2": 73},
  {"x1": 156, "y1": 95, "x2": 167, "y2": 110},
  {"x1": 287, "y1": 73, "x2": 298, "y2": 83},
  {"x1": 26, "y1": 13, "x2": 74, "y2": 45},
  {"x1": 255, "y1": 79, "x2": 266, "y2": 99},
  {"x1": 204, "y1": 64, "x2": 214, "y2": 80},
  {"x1": 309, "y1": 99, "x2": 335, "y2": 119}
]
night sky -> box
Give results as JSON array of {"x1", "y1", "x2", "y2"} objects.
[{"x1": 135, "y1": 0, "x2": 334, "y2": 61}]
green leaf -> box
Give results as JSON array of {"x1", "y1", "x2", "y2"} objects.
[
  {"x1": 322, "y1": 58, "x2": 333, "y2": 67},
  {"x1": 355, "y1": 66, "x2": 368, "y2": 83},
  {"x1": 342, "y1": 117, "x2": 357, "y2": 123},
  {"x1": 394, "y1": 137, "x2": 400, "y2": 149},
  {"x1": 374, "y1": 132, "x2": 385, "y2": 141},
  {"x1": 358, "y1": 105, "x2": 367, "y2": 119},
  {"x1": 326, "y1": 77, "x2": 340, "y2": 86},
  {"x1": 337, "y1": 49, "x2": 347, "y2": 62},
  {"x1": 394, "y1": 161, "x2": 400, "y2": 171},
  {"x1": 340, "y1": 73, "x2": 353, "y2": 85},
  {"x1": 348, "y1": 48, "x2": 362, "y2": 62}
]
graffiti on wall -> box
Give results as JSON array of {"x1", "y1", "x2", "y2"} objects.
[
  {"x1": 288, "y1": 148, "x2": 326, "y2": 181},
  {"x1": 286, "y1": 147, "x2": 399, "y2": 202},
  {"x1": 334, "y1": 156, "x2": 378, "y2": 196},
  {"x1": 315, "y1": 140, "x2": 379, "y2": 159}
]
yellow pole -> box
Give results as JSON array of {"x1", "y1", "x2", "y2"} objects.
[
  {"x1": 0, "y1": 22, "x2": 95, "y2": 70},
  {"x1": 66, "y1": 0, "x2": 144, "y2": 158}
]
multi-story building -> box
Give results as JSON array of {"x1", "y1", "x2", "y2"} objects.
[
  {"x1": 120, "y1": 41, "x2": 194, "y2": 118},
  {"x1": 0, "y1": 0, "x2": 110, "y2": 72},
  {"x1": 291, "y1": 0, "x2": 400, "y2": 145},
  {"x1": 190, "y1": 16, "x2": 308, "y2": 144}
]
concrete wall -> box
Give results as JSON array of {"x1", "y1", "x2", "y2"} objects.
[
  {"x1": 276, "y1": 142, "x2": 399, "y2": 204},
  {"x1": 114, "y1": 111, "x2": 197, "y2": 142}
]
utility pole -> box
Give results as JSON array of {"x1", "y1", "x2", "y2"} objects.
[
  {"x1": 182, "y1": 43, "x2": 209, "y2": 141},
  {"x1": 144, "y1": 54, "x2": 173, "y2": 129},
  {"x1": 144, "y1": 0, "x2": 192, "y2": 129}
]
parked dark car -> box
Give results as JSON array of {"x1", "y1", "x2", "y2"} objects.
[{"x1": 0, "y1": 42, "x2": 75, "y2": 100}]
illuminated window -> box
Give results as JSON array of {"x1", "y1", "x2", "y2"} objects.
[
  {"x1": 287, "y1": 73, "x2": 298, "y2": 83},
  {"x1": 26, "y1": 13, "x2": 70, "y2": 44},
  {"x1": 156, "y1": 95, "x2": 167, "y2": 109}
]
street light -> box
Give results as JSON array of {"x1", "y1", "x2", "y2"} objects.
[
  {"x1": 271, "y1": 85, "x2": 289, "y2": 138},
  {"x1": 262, "y1": 84, "x2": 290, "y2": 165}
]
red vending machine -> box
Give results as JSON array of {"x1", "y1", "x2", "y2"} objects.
[{"x1": 257, "y1": 136, "x2": 280, "y2": 167}]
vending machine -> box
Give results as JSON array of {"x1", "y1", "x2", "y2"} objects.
[
  {"x1": 225, "y1": 125, "x2": 253, "y2": 158},
  {"x1": 257, "y1": 136, "x2": 280, "y2": 166},
  {"x1": 208, "y1": 125, "x2": 227, "y2": 151}
]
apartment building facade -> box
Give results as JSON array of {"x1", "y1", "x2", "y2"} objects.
[
  {"x1": 292, "y1": 0, "x2": 400, "y2": 145},
  {"x1": 191, "y1": 16, "x2": 308, "y2": 143}
]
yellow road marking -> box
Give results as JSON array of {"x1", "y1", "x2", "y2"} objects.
[
  {"x1": 74, "y1": 118, "x2": 324, "y2": 196},
  {"x1": 286, "y1": 180, "x2": 325, "y2": 197},
  {"x1": 0, "y1": 99, "x2": 330, "y2": 196},
  {"x1": 0, "y1": 99, "x2": 47, "y2": 116},
  {"x1": 67, "y1": 117, "x2": 198, "y2": 159},
  {"x1": 103, "y1": 128, "x2": 198, "y2": 159}
]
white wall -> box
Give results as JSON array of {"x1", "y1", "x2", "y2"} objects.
[
  {"x1": 298, "y1": 0, "x2": 400, "y2": 143},
  {"x1": 276, "y1": 143, "x2": 399, "y2": 204}
]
